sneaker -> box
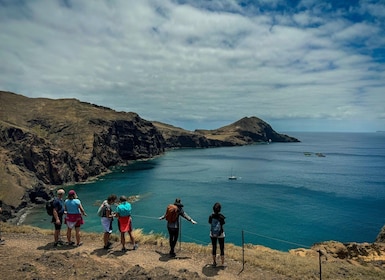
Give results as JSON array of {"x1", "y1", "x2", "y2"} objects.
[
  {"x1": 133, "y1": 244, "x2": 138, "y2": 250},
  {"x1": 67, "y1": 241, "x2": 75, "y2": 246},
  {"x1": 104, "y1": 242, "x2": 112, "y2": 250},
  {"x1": 76, "y1": 242, "x2": 83, "y2": 247},
  {"x1": 0, "y1": 239, "x2": 5, "y2": 245},
  {"x1": 121, "y1": 247, "x2": 127, "y2": 252},
  {"x1": 212, "y1": 262, "x2": 217, "y2": 267},
  {"x1": 58, "y1": 240, "x2": 65, "y2": 245},
  {"x1": 53, "y1": 242, "x2": 62, "y2": 247},
  {"x1": 169, "y1": 252, "x2": 176, "y2": 258}
]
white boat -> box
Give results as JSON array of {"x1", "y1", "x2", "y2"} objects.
[{"x1": 228, "y1": 168, "x2": 237, "y2": 180}]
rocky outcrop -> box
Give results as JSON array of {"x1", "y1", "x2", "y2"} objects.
[
  {"x1": 195, "y1": 116, "x2": 299, "y2": 145},
  {"x1": 153, "y1": 117, "x2": 299, "y2": 148}
]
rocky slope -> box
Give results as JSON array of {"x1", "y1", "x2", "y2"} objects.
[{"x1": 0, "y1": 90, "x2": 298, "y2": 219}]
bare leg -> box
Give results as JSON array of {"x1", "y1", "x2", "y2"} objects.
[
  {"x1": 54, "y1": 229, "x2": 60, "y2": 243},
  {"x1": 103, "y1": 232, "x2": 110, "y2": 247},
  {"x1": 128, "y1": 231, "x2": 137, "y2": 249},
  {"x1": 75, "y1": 227, "x2": 81, "y2": 245},
  {"x1": 121, "y1": 232, "x2": 126, "y2": 249},
  {"x1": 67, "y1": 228, "x2": 72, "y2": 243}
]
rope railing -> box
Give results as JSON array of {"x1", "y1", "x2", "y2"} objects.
[{"x1": 243, "y1": 229, "x2": 310, "y2": 249}]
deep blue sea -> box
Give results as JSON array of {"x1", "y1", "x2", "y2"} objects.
[{"x1": 23, "y1": 132, "x2": 385, "y2": 251}]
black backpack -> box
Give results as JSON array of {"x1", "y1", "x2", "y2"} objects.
[
  {"x1": 211, "y1": 217, "x2": 222, "y2": 237},
  {"x1": 46, "y1": 198, "x2": 56, "y2": 216}
]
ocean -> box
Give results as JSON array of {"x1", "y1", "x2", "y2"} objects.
[{"x1": 22, "y1": 132, "x2": 385, "y2": 251}]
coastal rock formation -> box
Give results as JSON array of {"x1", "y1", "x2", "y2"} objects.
[
  {"x1": 196, "y1": 116, "x2": 299, "y2": 145},
  {"x1": 153, "y1": 117, "x2": 299, "y2": 148},
  {"x1": 0, "y1": 90, "x2": 299, "y2": 218},
  {"x1": 0, "y1": 91, "x2": 165, "y2": 212}
]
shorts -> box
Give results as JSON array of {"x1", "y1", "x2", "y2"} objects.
[
  {"x1": 65, "y1": 213, "x2": 84, "y2": 229},
  {"x1": 52, "y1": 214, "x2": 64, "y2": 230},
  {"x1": 101, "y1": 217, "x2": 113, "y2": 233},
  {"x1": 118, "y1": 216, "x2": 132, "y2": 233}
]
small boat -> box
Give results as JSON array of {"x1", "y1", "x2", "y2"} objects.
[{"x1": 228, "y1": 168, "x2": 237, "y2": 180}]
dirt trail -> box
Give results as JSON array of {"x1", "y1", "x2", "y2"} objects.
[{"x1": 0, "y1": 232, "x2": 284, "y2": 280}]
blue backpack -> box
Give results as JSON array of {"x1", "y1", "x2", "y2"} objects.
[{"x1": 211, "y1": 217, "x2": 221, "y2": 237}]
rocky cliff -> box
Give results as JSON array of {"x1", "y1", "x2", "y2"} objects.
[
  {"x1": 0, "y1": 91, "x2": 299, "y2": 219},
  {"x1": 0, "y1": 91, "x2": 165, "y2": 215}
]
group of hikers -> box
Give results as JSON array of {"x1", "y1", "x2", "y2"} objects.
[{"x1": 50, "y1": 188, "x2": 226, "y2": 267}]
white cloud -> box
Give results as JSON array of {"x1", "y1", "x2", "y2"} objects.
[{"x1": 0, "y1": 0, "x2": 384, "y2": 131}]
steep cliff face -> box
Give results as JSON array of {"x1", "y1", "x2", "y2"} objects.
[
  {"x1": 0, "y1": 91, "x2": 166, "y2": 210},
  {"x1": 0, "y1": 91, "x2": 299, "y2": 215}
]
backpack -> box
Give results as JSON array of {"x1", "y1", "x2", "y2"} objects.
[
  {"x1": 117, "y1": 202, "x2": 132, "y2": 217},
  {"x1": 97, "y1": 202, "x2": 106, "y2": 217},
  {"x1": 46, "y1": 198, "x2": 55, "y2": 216},
  {"x1": 165, "y1": 204, "x2": 179, "y2": 223},
  {"x1": 211, "y1": 217, "x2": 222, "y2": 237}
]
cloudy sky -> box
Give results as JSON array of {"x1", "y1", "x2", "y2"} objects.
[{"x1": 1, "y1": 0, "x2": 384, "y2": 132}]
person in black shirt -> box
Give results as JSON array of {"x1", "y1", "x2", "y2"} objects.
[
  {"x1": 208, "y1": 202, "x2": 226, "y2": 267},
  {"x1": 159, "y1": 198, "x2": 197, "y2": 257},
  {"x1": 52, "y1": 189, "x2": 65, "y2": 247}
]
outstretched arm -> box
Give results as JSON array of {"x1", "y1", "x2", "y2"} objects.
[{"x1": 181, "y1": 211, "x2": 197, "y2": 224}]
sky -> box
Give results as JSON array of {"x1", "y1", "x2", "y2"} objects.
[{"x1": 1, "y1": 0, "x2": 384, "y2": 132}]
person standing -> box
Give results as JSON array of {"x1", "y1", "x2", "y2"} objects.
[
  {"x1": 159, "y1": 198, "x2": 197, "y2": 257},
  {"x1": 52, "y1": 189, "x2": 66, "y2": 247},
  {"x1": 64, "y1": 190, "x2": 87, "y2": 246},
  {"x1": 208, "y1": 202, "x2": 226, "y2": 267},
  {"x1": 100, "y1": 194, "x2": 117, "y2": 249},
  {"x1": 115, "y1": 195, "x2": 137, "y2": 252}
]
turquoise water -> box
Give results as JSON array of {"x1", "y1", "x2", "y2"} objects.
[{"x1": 23, "y1": 132, "x2": 385, "y2": 251}]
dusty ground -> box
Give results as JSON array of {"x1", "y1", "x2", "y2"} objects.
[{"x1": 0, "y1": 231, "x2": 286, "y2": 280}]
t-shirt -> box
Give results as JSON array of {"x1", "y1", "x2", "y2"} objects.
[
  {"x1": 53, "y1": 198, "x2": 64, "y2": 215},
  {"x1": 65, "y1": 199, "x2": 81, "y2": 214},
  {"x1": 116, "y1": 202, "x2": 132, "y2": 217}
]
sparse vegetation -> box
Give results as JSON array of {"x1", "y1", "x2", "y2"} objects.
[{"x1": 1, "y1": 223, "x2": 385, "y2": 279}]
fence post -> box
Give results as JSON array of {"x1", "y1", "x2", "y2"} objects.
[
  {"x1": 318, "y1": 250, "x2": 322, "y2": 280},
  {"x1": 239, "y1": 229, "x2": 245, "y2": 274},
  {"x1": 179, "y1": 216, "x2": 182, "y2": 252}
]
